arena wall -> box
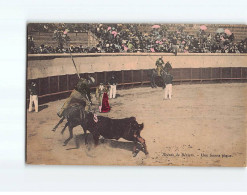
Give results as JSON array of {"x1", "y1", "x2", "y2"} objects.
[
  {"x1": 27, "y1": 53, "x2": 247, "y2": 79},
  {"x1": 27, "y1": 53, "x2": 247, "y2": 104}
]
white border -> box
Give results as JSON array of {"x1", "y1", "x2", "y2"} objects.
[{"x1": 0, "y1": 0, "x2": 247, "y2": 192}]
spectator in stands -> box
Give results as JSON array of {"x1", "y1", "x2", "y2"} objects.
[{"x1": 28, "y1": 23, "x2": 247, "y2": 54}]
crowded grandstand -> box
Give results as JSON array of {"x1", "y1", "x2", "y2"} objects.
[{"x1": 27, "y1": 23, "x2": 247, "y2": 54}]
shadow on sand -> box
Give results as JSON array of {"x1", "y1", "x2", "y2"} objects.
[
  {"x1": 39, "y1": 104, "x2": 49, "y2": 111},
  {"x1": 66, "y1": 134, "x2": 143, "y2": 154}
]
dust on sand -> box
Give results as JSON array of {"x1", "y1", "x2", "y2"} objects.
[{"x1": 26, "y1": 83, "x2": 247, "y2": 166}]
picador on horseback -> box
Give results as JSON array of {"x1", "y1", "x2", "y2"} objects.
[
  {"x1": 151, "y1": 57, "x2": 173, "y2": 89},
  {"x1": 53, "y1": 76, "x2": 95, "y2": 132},
  {"x1": 57, "y1": 76, "x2": 95, "y2": 118}
]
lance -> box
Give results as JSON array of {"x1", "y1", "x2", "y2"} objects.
[
  {"x1": 67, "y1": 43, "x2": 92, "y2": 104},
  {"x1": 68, "y1": 48, "x2": 81, "y2": 79},
  {"x1": 65, "y1": 37, "x2": 81, "y2": 79}
]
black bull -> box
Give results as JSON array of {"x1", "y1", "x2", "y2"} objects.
[{"x1": 52, "y1": 105, "x2": 148, "y2": 157}]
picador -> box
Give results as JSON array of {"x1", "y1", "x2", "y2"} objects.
[
  {"x1": 155, "y1": 57, "x2": 165, "y2": 76},
  {"x1": 53, "y1": 76, "x2": 95, "y2": 132},
  {"x1": 57, "y1": 76, "x2": 95, "y2": 118}
]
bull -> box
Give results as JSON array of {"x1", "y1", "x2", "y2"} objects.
[
  {"x1": 86, "y1": 112, "x2": 148, "y2": 157},
  {"x1": 52, "y1": 104, "x2": 148, "y2": 157}
]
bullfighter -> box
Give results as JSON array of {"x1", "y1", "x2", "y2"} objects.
[{"x1": 57, "y1": 76, "x2": 95, "y2": 117}]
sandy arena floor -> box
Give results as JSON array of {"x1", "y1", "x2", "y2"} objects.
[{"x1": 26, "y1": 83, "x2": 247, "y2": 166}]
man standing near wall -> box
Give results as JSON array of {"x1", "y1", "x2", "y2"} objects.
[
  {"x1": 28, "y1": 81, "x2": 39, "y2": 112},
  {"x1": 163, "y1": 72, "x2": 173, "y2": 100},
  {"x1": 108, "y1": 75, "x2": 117, "y2": 99}
]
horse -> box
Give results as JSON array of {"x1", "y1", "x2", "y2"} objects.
[
  {"x1": 52, "y1": 104, "x2": 90, "y2": 146},
  {"x1": 150, "y1": 61, "x2": 172, "y2": 88}
]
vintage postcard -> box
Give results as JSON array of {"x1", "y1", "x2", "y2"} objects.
[{"x1": 26, "y1": 23, "x2": 247, "y2": 166}]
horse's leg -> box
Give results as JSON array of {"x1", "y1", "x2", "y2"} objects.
[
  {"x1": 52, "y1": 117, "x2": 65, "y2": 131},
  {"x1": 63, "y1": 125, "x2": 73, "y2": 146},
  {"x1": 152, "y1": 74, "x2": 158, "y2": 88},
  {"x1": 61, "y1": 122, "x2": 68, "y2": 134},
  {"x1": 162, "y1": 82, "x2": 166, "y2": 90},
  {"x1": 162, "y1": 75, "x2": 166, "y2": 89},
  {"x1": 152, "y1": 72, "x2": 158, "y2": 88},
  {"x1": 80, "y1": 124, "x2": 88, "y2": 145},
  {"x1": 137, "y1": 136, "x2": 149, "y2": 155}
]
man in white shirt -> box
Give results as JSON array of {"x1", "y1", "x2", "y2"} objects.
[{"x1": 108, "y1": 75, "x2": 117, "y2": 99}]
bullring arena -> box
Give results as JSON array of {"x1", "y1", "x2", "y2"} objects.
[
  {"x1": 26, "y1": 53, "x2": 247, "y2": 166},
  {"x1": 26, "y1": 24, "x2": 247, "y2": 166}
]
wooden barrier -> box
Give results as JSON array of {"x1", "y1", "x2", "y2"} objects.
[
  {"x1": 26, "y1": 67, "x2": 247, "y2": 104},
  {"x1": 27, "y1": 53, "x2": 247, "y2": 104}
]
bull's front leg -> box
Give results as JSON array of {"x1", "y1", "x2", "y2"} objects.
[
  {"x1": 137, "y1": 136, "x2": 149, "y2": 155},
  {"x1": 92, "y1": 132, "x2": 100, "y2": 147},
  {"x1": 132, "y1": 140, "x2": 139, "y2": 157}
]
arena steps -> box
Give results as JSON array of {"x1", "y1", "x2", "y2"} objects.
[{"x1": 29, "y1": 31, "x2": 99, "y2": 47}]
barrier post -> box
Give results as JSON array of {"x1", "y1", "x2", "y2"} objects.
[
  {"x1": 141, "y1": 69, "x2": 143, "y2": 86},
  {"x1": 104, "y1": 71, "x2": 107, "y2": 84},
  {"x1": 200, "y1": 68, "x2": 202, "y2": 83},
  {"x1": 66, "y1": 75, "x2": 69, "y2": 90},
  {"x1": 230, "y1": 67, "x2": 232, "y2": 82},
  {"x1": 180, "y1": 68, "x2": 182, "y2": 84},
  {"x1": 95, "y1": 72, "x2": 98, "y2": 85},
  {"x1": 131, "y1": 70, "x2": 134, "y2": 87},
  {"x1": 57, "y1": 76, "x2": 60, "y2": 92},
  {"x1": 190, "y1": 68, "x2": 192, "y2": 83},
  {"x1": 121, "y1": 70, "x2": 124, "y2": 89},
  {"x1": 38, "y1": 79, "x2": 41, "y2": 95},
  {"x1": 240, "y1": 67, "x2": 243, "y2": 82},
  {"x1": 210, "y1": 67, "x2": 213, "y2": 81},
  {"x1": 220, "y1": 67, "x2": 222, "y2": 82},
  {"x1": 48, "y1": 77, "x2": 51, "y2": 94}
]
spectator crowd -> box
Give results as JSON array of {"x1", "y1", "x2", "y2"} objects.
[{"x1": 28, "y1": 23, "x2": 247, "y2": 54}]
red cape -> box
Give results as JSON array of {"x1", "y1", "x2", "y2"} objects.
[{"x1": 101, "y1": 92, "x2": 110, "y2": 113}]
